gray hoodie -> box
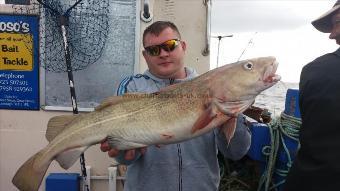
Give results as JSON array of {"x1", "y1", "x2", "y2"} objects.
[{"x1": 115, "y1": 67, "x2": 251, "y2": 191}]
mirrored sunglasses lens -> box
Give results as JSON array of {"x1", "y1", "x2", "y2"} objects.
[
  {"x1": 163, "y1": 39, "x2": 178, "y2": 51},
  {"x1": 146, "y1": 46, "x2": 160, "y2": 56},
  {"x1": 145, "y1": 39, "x2": 179, "y2": 56}
]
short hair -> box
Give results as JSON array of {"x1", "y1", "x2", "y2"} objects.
[{"x1": 142, "y1": 21, "x2": 181, "y2": 46}]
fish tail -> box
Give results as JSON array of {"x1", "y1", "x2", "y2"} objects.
[{"x1": 12, "y1": 149, "x2": 51, "y2": 191}]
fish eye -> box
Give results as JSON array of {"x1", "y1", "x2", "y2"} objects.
[{"x1": 243, "y1": 62, "x2": 253, "y2": 70}]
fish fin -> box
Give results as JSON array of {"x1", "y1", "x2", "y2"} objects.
[
  {"x1": 191, "y1": 106, "x2": 217, "y2": 133},
  {"x1": 107, "y1": 136, "x2": 147, "y2": 150},
  {"x1": 214, "y1": 98, "x2": 254, "y2": 117},
  {"x1": 95, "y1": 96, "x2": 125, "y2": 111},
  {"x1": 221, "y1": 117, "x2": 237, "y2": 145},
  {"x1": 46, "y1": 115, "x2": 78, "y2": 142},
  {"x1": 95, "y1": 93, "x2": 152, "y2": 111},
  {"x1": 55, "y1": 146, "x2": 89, "y2": 169},
  {"x1": 12, "y1": 149, "x2": 51, "y2": 191}
]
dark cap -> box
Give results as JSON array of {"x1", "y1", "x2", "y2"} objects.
[{"x1": 312, "y1": 0, "x2": 340, "y2": 33}]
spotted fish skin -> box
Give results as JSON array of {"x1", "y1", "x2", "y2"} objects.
[{"x1": 12, "y1": 56, "x2": 280, "y2": 191}]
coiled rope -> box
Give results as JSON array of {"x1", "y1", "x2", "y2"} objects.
[{"x1": 257, "y1": 112, "x2": 301, "y2": 191}]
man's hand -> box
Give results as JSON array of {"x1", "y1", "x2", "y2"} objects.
[{"x1": 100, "y1": 139, "x2": 147, "y2": 161}]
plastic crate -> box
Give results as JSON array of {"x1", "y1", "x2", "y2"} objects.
[
  {"x1": 284, "y1": 89, "x2": 301, "y2": 118},
  {"x1": 247, "y1": 122, "x2": 271, "y2": 162},
  {"x1": 247, "y1": 122, "x2": 299, "y2": 163},
  {"x1": 46, "y1": 173, "x2": 79, "y2": 191}
]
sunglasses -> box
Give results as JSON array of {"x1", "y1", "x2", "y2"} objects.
[{"x1": 144, "y1": 39, "x2": 180, "y2": 56}]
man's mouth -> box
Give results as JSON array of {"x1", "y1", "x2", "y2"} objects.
[{"x1": 158, "y1": 62, "x2": 172, "y2": 66}]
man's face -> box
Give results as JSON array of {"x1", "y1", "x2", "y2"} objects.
[
  {"x1": 330, "y1": 10, "x2": 340, "y2": 45},
  {"x1": 143, "y1": 27, "x2": 187, "y2": 79}
]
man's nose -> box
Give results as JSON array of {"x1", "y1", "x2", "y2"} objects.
[
  {"x1": 329, "y1": 26, "x2": 339, "y2": 39},
  {"x1": 159, "y1": 48, "x2": 170, "y2": 57}
]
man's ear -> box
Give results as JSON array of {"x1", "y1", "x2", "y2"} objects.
[
  {"x1": 181, "y1": 41, "x2": 187, "y2": 52},
  {"x1": 142, "y1": 50, "x2": 147, "y2": 58}
]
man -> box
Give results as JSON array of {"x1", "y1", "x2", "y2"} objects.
[
  {"x1": 284, "y1": 1, "x2": 340, "y2": 190},
  {"x1": 100, "y1": 21, "x2": 251, "y2": 191}
]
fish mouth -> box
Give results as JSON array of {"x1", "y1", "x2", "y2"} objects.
[{"x1": 263, "y1": 60, "x2": 281, "y2": 84}]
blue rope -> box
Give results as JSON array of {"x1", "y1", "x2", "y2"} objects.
[{"x1": 257, "y1": 112, "x2": 301, "y2": 191}]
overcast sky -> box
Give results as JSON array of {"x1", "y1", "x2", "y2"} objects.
[{"x1": 210, "y1": 0, "x2": 338, "y2": 82}]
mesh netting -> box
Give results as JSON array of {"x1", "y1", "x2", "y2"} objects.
[{"x1": 13, "y1": 0, "x2": 110, "y2": 72}]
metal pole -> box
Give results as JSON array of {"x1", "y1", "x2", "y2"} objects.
[
  {"x1": 60, "y1": 15, "x2": 89, "y2": 191},
  {"x1": 36, "y1": 1, "x2": 89, "y2": 190},
  {"x1": 212, "y1": 35, "x2": 233, "y2": 67},
  {"x1": 217, "y1": 36, "x2": 221, "y2": 67},
  {"x1": 60, "y1": 16, "x2": 79, "y2": 113},
  {"x1": 108, "y1": 167, "x2": 117, "y2": 191}
]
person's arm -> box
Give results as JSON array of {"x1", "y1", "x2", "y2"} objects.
[{"x1": 215, "y1": 114, "x2": 251, "y2": 160}]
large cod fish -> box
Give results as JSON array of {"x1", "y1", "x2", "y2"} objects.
[{"x1": 12, "y1": 56, "x2": 280, "y2": 191}]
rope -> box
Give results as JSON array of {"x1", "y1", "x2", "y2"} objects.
[{"x1": 257, "y1": 112, "x2": 301, "y2": 191}]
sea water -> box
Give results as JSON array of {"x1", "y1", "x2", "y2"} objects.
[{"x1": 254, "y1": 82, "x2": 299, "y2": 117}]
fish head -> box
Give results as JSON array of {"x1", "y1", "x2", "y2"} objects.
[
  {"x1": 232, "y1": 56, "x2": 281, "y2": 95},
  {"x1": 209, "y1": 56, "x2": 281, "y2": 112}
]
